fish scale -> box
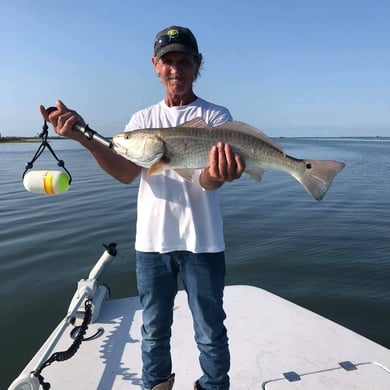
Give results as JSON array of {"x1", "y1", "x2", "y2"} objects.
[
  {"x1": 113, "y1": 118, "x2": 345, "y2": 201},
  {"x1": 164, "y1": 127, "x2": 287, "y2": 172}
]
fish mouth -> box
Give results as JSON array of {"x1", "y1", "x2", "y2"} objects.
[{"x1": 112, "y1": 143, "x2": 127, "y2": 155}]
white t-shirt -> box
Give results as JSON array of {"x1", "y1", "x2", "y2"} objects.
[{"x1": 125, "y1": 97, "x2": 232, "y2": 254}]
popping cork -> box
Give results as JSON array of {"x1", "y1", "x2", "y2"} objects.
[{"x1": 23, "y1": 171, "x2": 70, "y2": 195}]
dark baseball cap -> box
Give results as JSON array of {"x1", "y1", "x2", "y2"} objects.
[{"x1": 154, "y1": 26, "x2": 199, "y2": 60}]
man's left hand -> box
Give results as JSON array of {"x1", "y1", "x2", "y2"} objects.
[{"x1": 200, "y1": 142, "x2": 245, "y2": 190}]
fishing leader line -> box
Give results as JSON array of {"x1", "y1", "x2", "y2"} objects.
[{"x1": 22, "y1": 109, "x2": 72, "y2": 195}]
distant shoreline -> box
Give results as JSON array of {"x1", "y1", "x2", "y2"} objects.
[{"x1": 0, "y1": 137, "x2": 64, "y2": 143}]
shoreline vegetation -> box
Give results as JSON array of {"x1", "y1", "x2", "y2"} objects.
[{"x1": 0, "y1": 136, "x2": 64, "y2": 143}]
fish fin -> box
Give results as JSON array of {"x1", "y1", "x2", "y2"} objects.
[
  {"x1": 291, "y1": 159, "x2": 345, "y2": 201},
  {"x1": 174, "y1": 169, "x2": 195, "y2": 182},
  {"x1": 178, "y1": 117, "x2": 211, "y2": 129},
  {"x1": 246, "y1": 168, "x2": 264, "y2": 183},
  {"x1": 147, "y1": 159, "x2": 169, "y2": 176},
  {"x1": 215, "y1": 121, "x2": 283, "y2": 152}
]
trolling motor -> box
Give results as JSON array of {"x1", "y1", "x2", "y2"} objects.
[
  {"x1": 8, "y1": 243, "x2": 118, "y2": 390},
  {"x1": 22, "y1": 107, "x2": 114, "y2": 195}
]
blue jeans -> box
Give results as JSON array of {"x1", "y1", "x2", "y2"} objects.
[{"x1": 136, "y1": 251, "x2": 230, "y2": 389}]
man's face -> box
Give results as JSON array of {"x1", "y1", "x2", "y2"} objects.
[{"x1": 153, "y1": 52, "x2": 199, "y2": 100}]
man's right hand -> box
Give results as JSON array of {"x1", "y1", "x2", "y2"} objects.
[{"x1": 39, "y1": 100, "x2": 86, "y2": 142}]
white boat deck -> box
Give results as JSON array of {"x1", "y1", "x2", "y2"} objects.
[{"x1": 10, "y1": 285, "x2": 390, "y2": 389}]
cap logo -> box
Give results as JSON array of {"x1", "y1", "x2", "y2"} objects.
[{"x1": 167, "y1": 29, "x2": 179, "y2": 41}]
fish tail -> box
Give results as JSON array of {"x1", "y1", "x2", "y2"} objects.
[{"x1": 292, "y1": 160, "x2": 345, "y2": 201}]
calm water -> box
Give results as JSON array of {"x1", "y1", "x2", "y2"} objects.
[{"x1": 1, "y1": 138, "x2": 390, "y2": 388}]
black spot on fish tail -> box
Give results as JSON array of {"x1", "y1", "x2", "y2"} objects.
[{"x1": 294, "y1": 159, "x2": 345, "y2": 201}]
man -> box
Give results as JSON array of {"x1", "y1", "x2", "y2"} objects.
[{"x1": 41, "y1": 25, "x2": 244, "y2": 390}]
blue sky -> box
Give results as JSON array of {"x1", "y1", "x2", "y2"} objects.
[{"x1": 1, "y1": 0, "x2": 389, "y2": 137}]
